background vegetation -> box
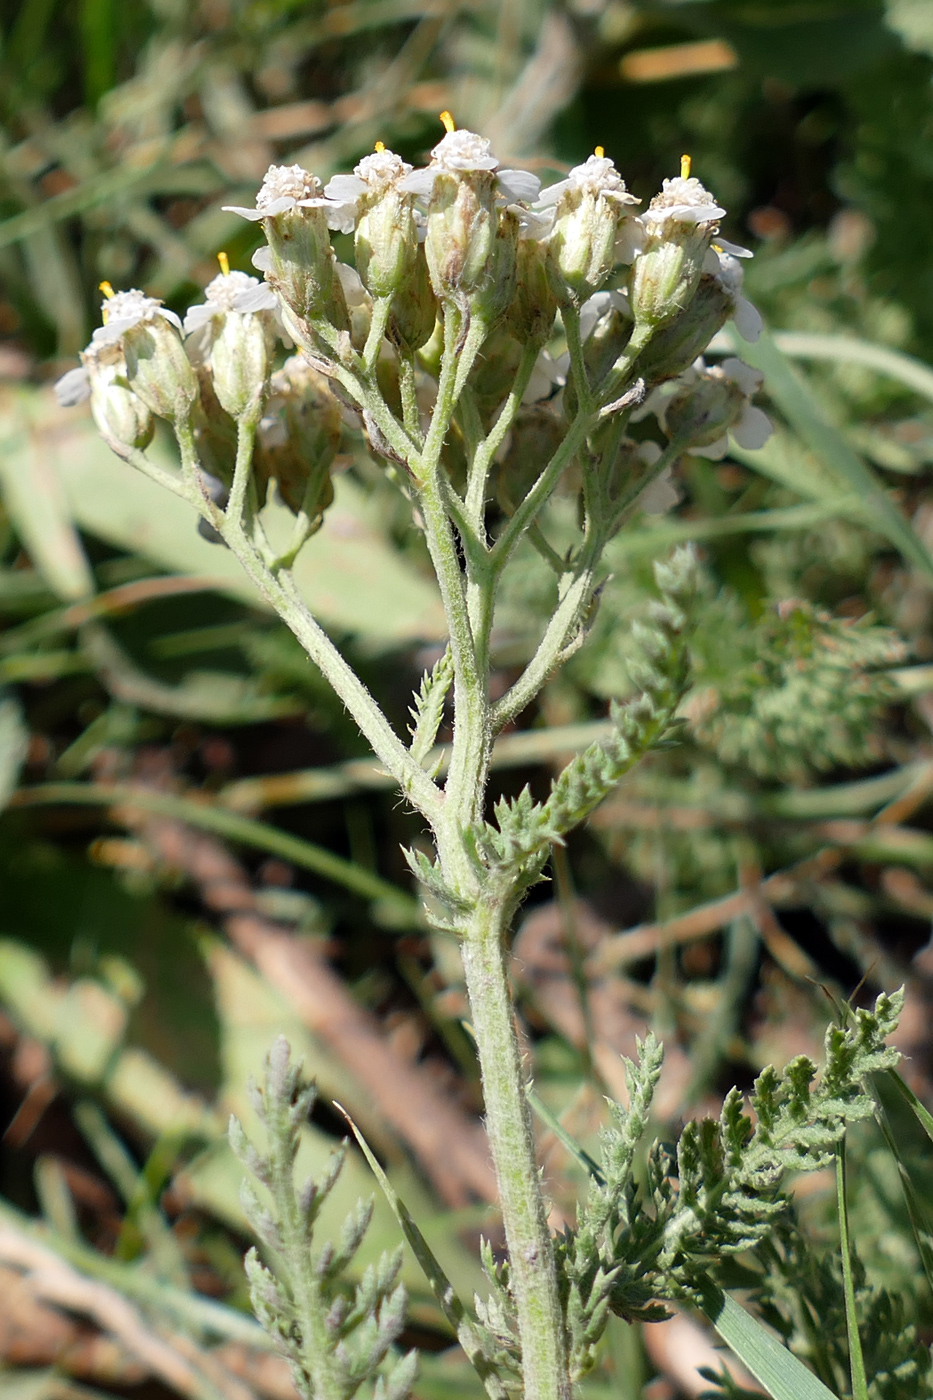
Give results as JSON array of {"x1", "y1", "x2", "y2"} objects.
[{"x1": 3, "y1": 0, "x2": 933, "y2": 1395}]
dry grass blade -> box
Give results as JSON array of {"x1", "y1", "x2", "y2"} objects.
[{"x1": 0, "y1": 1227, "x2": 256, "y2": 1400}]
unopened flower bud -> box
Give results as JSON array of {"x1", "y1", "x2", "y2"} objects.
[
  {"x1": 632, "y1": 272, "x2": 732, "y2": 386},
  {"x1": 387, "y1": 246, "x2": 438, "y2": 353},
  {"x1": 225, "y1": 165, "x2": 350, "y2": 331},
  {"x1": 629, "y1": 164, "x2": 726, "y2": 330},
  {"x1": 663, "y1": 356, "x2": 771, "y2": 457},
  {"x1": 506, "y1": 234, "x2": 557, "y2": 348},
  {"x1": 92, "y1": 288, "x2": 198, "y2": 423},
  {"x1": 537, "y1": 151, "x2": 641, "y2": 307},
  {"x1": 326, "y1": 147, "x2": 419, "y2": 300},
  {"x1": 184, "y1": 265, "x2": 279, "y2": 420},
  {"x1": 254, "y1": 356, "x2": 343, "y2": 516},
  {"x1": 402, "y1": 119, "x2": 539, "y2": 326},
  {"x1": 56, "y1": 339, "x2": 154, "y2": 451}
]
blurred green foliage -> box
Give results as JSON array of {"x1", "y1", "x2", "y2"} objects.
[{"x1": 2, "y1": 1, "x2": 933, "y2": 1397}]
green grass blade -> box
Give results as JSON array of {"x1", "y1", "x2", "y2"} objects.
[
  {"x1": 80, "y1": 0, "x2": 116, "y2": 105},
  {"x1": 608, "y1": 500, "x2": 860, "y2": 558},
  {"x1": 835, "y1": 1144, "x2": 869, "y2": 1400},
  {"x1": 526, "y1": 1086, "x2": 605, "y2": 1183},
  {"x1": 728, "y1": 328, "x2": 933, "y2": 584},
  {"x1": 335, "y1": 1106, "x2": 509, "y2": 1400},
  {"x1": 870, "y1": 1069, "x2": 933, "y2": 1295},
  {"x1": 697, "y1": 1280, "x2": 840, "y2": 1400},
  {"x1": 7, "y1": 781, "x2": 418, "y2": 923},
  {"x1": 882, "y1": 1066, "x2": 933, "y2": 1143},
  {"x1": 772, "y1": 332, "x2": 933, "y2": 406}
]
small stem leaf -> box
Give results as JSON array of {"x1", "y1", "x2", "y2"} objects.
[{"x1": 409, "y1": 645, "x2": 454, "y2": 767}]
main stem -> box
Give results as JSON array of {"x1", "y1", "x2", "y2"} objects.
[
  {"x1": 459, "y1": 897, "x2": 570, "y2": 1400},
  {"x1": 418, "y1": 312, "x2": 571, "y2": 1398}
]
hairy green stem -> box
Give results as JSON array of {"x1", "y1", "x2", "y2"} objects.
[
  {"x1": 226, "y1": 410, "x2": 260, "y2": 533},
  {"x1": 464, "y1": 342, "x2": 540, "y2": 534},
  {"x1": 563, "y1": 306, "x2": 593, "y2": 415},
  {"x1": 416, "y1": 308, "x2": 489, "y2": 835},
  {"x1": 597, "y1": 319, "x2": 655, "y2": 406},
  {"x1": 491, "y1": 410, "x2": 593, "y2": 578},
  {"x1": 397, "y1": 349, "x2": 422, "y2": 443},
  {"x1": 491, "y1": 524, "x2": 605, "y2": 732},
  {"x1": 176, "y1": 421, "x2": 444, "y2": 824},
  {"x1": 460, "y1": 899, "x2": 570, "y2": 1400},
  {"x1": 613, "y1": 436, "x2": 685, "y2": 521},
  {"x1": 362, "y1": 295, "x2": 392, "y2": 374},
  {"x1": 99, "y1": 431, "x2": 197, "y2": 501}
]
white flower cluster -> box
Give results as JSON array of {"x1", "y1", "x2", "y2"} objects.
[{"x1": 55, "y1": 119, "x2": 771, "y2": 534}]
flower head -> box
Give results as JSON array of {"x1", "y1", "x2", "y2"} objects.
[
  {"x1": 400, "y1": 121, "x2": 540, "y2": 205},
  {"x1": 432, "y1": 127, "x2": 499, "y2": 173},
  {"x1": 184, "y1": 263, "x2": 280, "y2": 420},
  {"x1": 224, "y1": 163, "x2": 357, "y2": 234},
  {"x1": 183, "y1": 269, "x2": 278, "y2": 335},
  {"x1": 630, "y1": 161, "x2": 728, "y2": 329},
  {"x1": 323, "y1": 147, "x2": 413, "y2": 213},
  {"x1": 86, "y1": 285, "x2": 197, "y2": 423},
  {"x1": 641, "y1": 175, "x2": 725, "y2": 228},
  {"x1": 537, "y1": 153, "x2": 640, "y2": 211},
  {"x1": 538, "y1": 148, "x2": 640, "y2": 306},
  {"x1": 90, "y1": 288, "x2": 181, "y2": 347},
  {"x1": 55, "y1": 335, "x2": 153, "y2": 449},
  {"x1": 324, "y1": 146, "x2": 425, "y2": 303},
  {"x1": 225, "y1": 165, "x2": 349, "y2": 329},
  {"x1": 396, "y1": 119, "x2": 526, "y2": 311}
]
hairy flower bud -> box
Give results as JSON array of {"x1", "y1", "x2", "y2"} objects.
[
  {"x1": 633, "y1": 273, "x2": 732, "y2": 386},
  {"x1": 402, "y1": 122, "x2": 537, "y2": 324},
  {"x1": 662, "y1": 357, "x2": 771, "y2": 456},
  {"x1": 537, "y1": 152, "x2": 641, "y2": 308},
  {"x1": 326, "y1": 147, "x2": 419, "y2": 300},
  {"x1": 91, "y1": 288, "x2": 198, "y2": 423},
  {"x1": 255, "y1": 356, "x2": 343, "y2": 517},
  {"x1": 56, "y1": 339, "x2": 154, "y2": 450},
  {"x1": 184, "y1": 267, "x2": 279, "y2": 421},
  {"x1": 629, "y1": 168, "x2": 726, "y2": 330},
  {"x1": 410, "y1": 136, "x2": 499, "y2": 305},
  {"x1": 225, "y1": 165, "x2": 351, "y2": 331},
  {"x1": 387, "y1": 246, "x2": 438, "y2": 353},
  {"x1": 506, "y1": 234, "x2": 558, "y2": 348}
]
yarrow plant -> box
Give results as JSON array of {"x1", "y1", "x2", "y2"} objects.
[{"x1": 58, "y1": 119, "x2": 905, "y2": 1400}]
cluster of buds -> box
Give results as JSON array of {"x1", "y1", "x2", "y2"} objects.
[{"x1": 57, "y1": 116, "x2": 772, "y2": 552}]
